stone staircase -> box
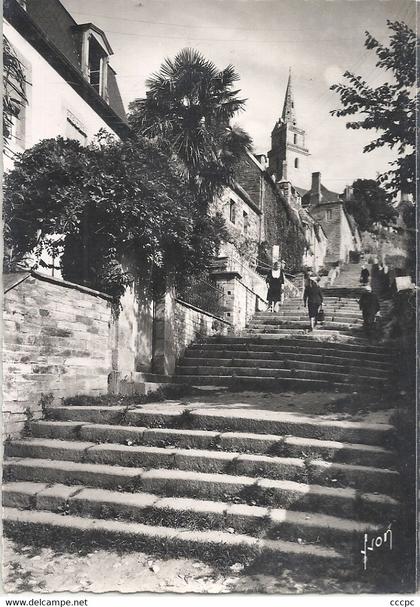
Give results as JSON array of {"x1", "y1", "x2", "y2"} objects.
[
  {"x1": 3, "y1": 261, "x2": 400, "y2": 577},
  {"x1": 175, "y1": 335, "x2": 392, "y2": 392},
  {"x1": 174, "y1": 262, "x2": 393, "y2": 392},
  {"x1": 3, "y1": 403, "x2": 399, "y2": 569}
]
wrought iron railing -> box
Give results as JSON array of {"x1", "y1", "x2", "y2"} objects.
[{"x1": 177, "y1": 277, "x2": 225, "y2": 318}]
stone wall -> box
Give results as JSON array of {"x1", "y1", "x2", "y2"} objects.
[
  {"x1": 174, "y1": 299, "x2": 230, "y2": 361},
  {"x1": 234, "y1": 152, "x2": 306, "y2": 271},
  {"x1": 3, "y1": 272, "x2": 232, "y2": 436},
  {"x1": 3, "y1": 272, "x2": 116, "y2": 436}
]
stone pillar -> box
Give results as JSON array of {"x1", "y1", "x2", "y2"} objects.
[{"x1": 152, "y1": 287, "x2": 176, "y2": 376}]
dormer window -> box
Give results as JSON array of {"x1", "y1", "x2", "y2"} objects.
[
  {"x1": 88, "y1": 35, "x2": 106, "y2": 94},
  {"x1": 75, "y1": 24, "x2": 113, "y2": 100}
]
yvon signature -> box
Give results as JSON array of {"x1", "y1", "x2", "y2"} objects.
[{"x1": 361, "y1": 524, "x2": 393, "y2": 570}]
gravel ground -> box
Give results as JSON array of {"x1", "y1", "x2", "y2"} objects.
[{"x1": 2, "y1": 538, "x2": 377, "y2": 594}]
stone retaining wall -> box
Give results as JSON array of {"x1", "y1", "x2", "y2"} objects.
[
  {"x1": 174, "y1": 299, "x2": 230, "y2": 361},
  {"x1": 3, "y1": 272, "x2": 116, "y2": 436},
  {"x1": 3, "y1": 273, "x2": 231, "y2": 436}
]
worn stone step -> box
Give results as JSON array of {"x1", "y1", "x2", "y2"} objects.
[
  {"x1": 183, "y1": 349, "x2": 391, "y2": 370},
  {"x1": 247, "y1": 321, "x2": 362, "y2": 330},
  {"x1": 243, "y1": 328, "x2": 364, "y2": 338},
  {"x1": 6, "y1": 439, "x2": 398, "y2": 493},
  {"x1": 197, "y1": 336, "x2": 391, "y2": 355},
  {"x1": 176, "y1": 365, "x2": 386, "y2": 386},
  {"x1": 30, "y1": 421, "x2": 396, "y2": 467},
  {"x1": 44, "y1": 406, "x2": 394, "y2": 445},
  {"x1": 174, "y1": 374, "x2": 386, "y2": 393},
  {"x1": 188, "y1": 344, "x2": 392, "y2": 364},
  {"x1": 179, "y1": 358, "x2": 388, "y2": 377},
  {"x1": 250, "y1": 316, "x2": 362, "y2": 324},
  {"x1": 3, "y1": 460, "x2": 399, "y2": 520},
  {"x1": 2, "y1": 482, "x2": 380, "y2": 546},
  {"x1": 3, "y1": 507, "x2": 345, "y2": 565}
]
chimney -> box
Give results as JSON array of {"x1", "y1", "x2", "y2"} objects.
[
  {"x1": 310, "y1": 172, "x2": 321, "y2": 206},
  {"x1": 344, "y1": 185, "x2": 353, "y2": 201}
]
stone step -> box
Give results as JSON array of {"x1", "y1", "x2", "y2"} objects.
[
  {"x1": 198, "y1": 336, "x2": 390, "y2": 355},
  {"x1": 251, "y1": 316, "x2": 362, "y2": 323},
  {"x1": 3, "y1": 507, "x2": 344, "y2": 565},
  {"x1": 176, "y1": 365, "x2": 386, "y2": 386},
  {"x1": 183, "y1": 349, "x2": 391, "y2": 370},
  {"x1": 247, "y1": 321, "x2": 362, "y2": 330},
  {"x1": 189, "y1": 345, "x2": 392, "y2": 364},
  {"x1": 3, "y1": 459, "x2": 399, "y2": 521},
  {"x1": 179, "y1": 358, "x2": 389, "y2": 378},
  {"x1": 2, "y1": 482, "x2": 380, "y2": 547},
  {"x1": 242, "y1": 329, "x2": 364, "y2": 339},
  {"x1": 6, "y1": 439, "x2": 398, "y2": 494},
  {"x1": 43, "y1": 406, "x2": 393, "y2": 446},
  {"x1": 175, "y1": 374, "x2": 377, "y2": 393},
  {"x1": 30, "y1": 421, "x2": 396, "y2": 467}
]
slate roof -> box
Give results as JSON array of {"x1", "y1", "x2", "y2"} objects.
[{"x1": 4, "y1": 0, "x2": 128, "y2": 134}]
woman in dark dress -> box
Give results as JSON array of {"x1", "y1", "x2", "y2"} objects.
[
  {"x1": 360, "y1": 264, "x2": 370, "y2": 285},
  {"x1": 266, "y1": 261, "x2": 285, "y2": 312},
  {"x1": 303, "y1": 276, "x2": 323, "y2": 331}
]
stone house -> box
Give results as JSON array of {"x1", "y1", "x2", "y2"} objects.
[{"x1": 303, "y1": 172, "x2": 362, "y2": 264}]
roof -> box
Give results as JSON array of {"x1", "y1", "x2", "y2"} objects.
[
  {"x1": 294, "y1": 186, "x2": 308, "y2": 198},
  {"x1": 302, "y1": 183, "x2": 343, "y2": 207},
  {"x1": 4, "y1": 0, "x2": 129, "y2": 134}
]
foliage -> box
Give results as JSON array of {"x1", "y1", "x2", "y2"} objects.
[
  {"x1": 331, "y1": 21, "x2": 416, "y2": 197},
  {"x1": 344, "y1": 179, "x2": 397, "y2": 231},
  {"x1": 3, "y1": 133, "x2": 227, "y2": 300},
  {"x1": 3, "y1": 35, "x2": 28, "y2": 153},
  {"x1": 128, "y1": 48, "x2": 252, "y2": 198}
]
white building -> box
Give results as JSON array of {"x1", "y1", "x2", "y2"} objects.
[
  {"x1": 4, "y1": 0, "x2": 128, "y2": 273},
  {"x1": 3, "y1": 0, "x2": 128, "y2": 163}
]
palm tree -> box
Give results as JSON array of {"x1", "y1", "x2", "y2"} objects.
[{"x1": 128, "y1": 48, "x2": 252, "y2": 199}]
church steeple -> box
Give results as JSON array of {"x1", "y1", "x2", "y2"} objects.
[
  {"x1": 281, "y1": 68, "x2": 296, "y2": 125},
  {"x1": 267, "y1": 68, "x2": 310, "y2": 189}
]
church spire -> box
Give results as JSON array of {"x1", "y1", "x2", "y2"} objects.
[{"x1": 281, "y1": 68, "x2": 296, "y2": 125}]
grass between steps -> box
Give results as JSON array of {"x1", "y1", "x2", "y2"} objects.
[{"x1": 61, "y1": 384, "x2": 195, "y2": 408}]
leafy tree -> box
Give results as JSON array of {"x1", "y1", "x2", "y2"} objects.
[
  {"x1": 3, "y1": 35, "x2": 28, "y2": 153},
  {"x1": 331, "y1": 21, "x2": 416, "y2": 197},
  {"x1": 344, "y1": 179, "x2": 397, "y2": 231},
  {"x1": 3, "y1": 134, "x2": 227, "y2": 300},
  {"x1": 128, "y1": 48, "x2": 252, "y2": 198}
]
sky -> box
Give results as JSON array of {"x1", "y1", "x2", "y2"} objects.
[{"x1": 62, "y1": 0, "x2": 416, "y2": 192}]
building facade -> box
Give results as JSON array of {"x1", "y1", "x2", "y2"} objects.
[
  {"x1": 4, "y1": 0, "x2": 128, "y2": 275},
  {"x1": 3, "y1": 0, "x2": 128, "y2": 167},
  {"x1": 303, "y1": 172, "x2": 361, "y2": 264}
]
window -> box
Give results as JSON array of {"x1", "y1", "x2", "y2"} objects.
[
  {"x1": 293, "y1": 133, "x2": 297, "y2": 145},
  {"x1": 326, "y1": 210, "x2": 333, "y2": 220},
  {"x1": 65, "y1": 112, "x2": 87, "y2": 145},
  {"x1": 294, "y1": 158, "x2": 299, "y2": 168},
  {"x1": 88, "y1": 35, "x2": 107, "y2": 95},
  {"x1": 243, "y1": 211, "x2": 249, "y2": 234},
  {"x1": 4, "y1": 42, "x2": 30, "y2": 150},
  {"x1": 229, "y1": 200, "x2": 236, "y2": 224},
  {"x1": 78, "y1": 25, "x2": 112, "y2": 100}
]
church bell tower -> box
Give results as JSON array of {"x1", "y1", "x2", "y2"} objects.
[{"x1": 268, "y1": 69, "x2": 310, "y2": 190}]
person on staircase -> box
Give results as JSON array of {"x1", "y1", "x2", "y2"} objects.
[
  {"x1": 370, "y1": 257, "x2": 382, "y2": 294},
  {"x1": 266, "y1": 261, "x2": 285, "y2": 312},
  {"x1": 360, "y1": 264, "x2": 370, "y2": 286},
  {"x1": 303, "y1": 275, "x2": 323, "y2": 332},
  {"x1": 381, "y1": 262, "x2": 391, "y2": 297},
  {"x1": 358, "y1": 284, "x2": 380, "y2": 338}
]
